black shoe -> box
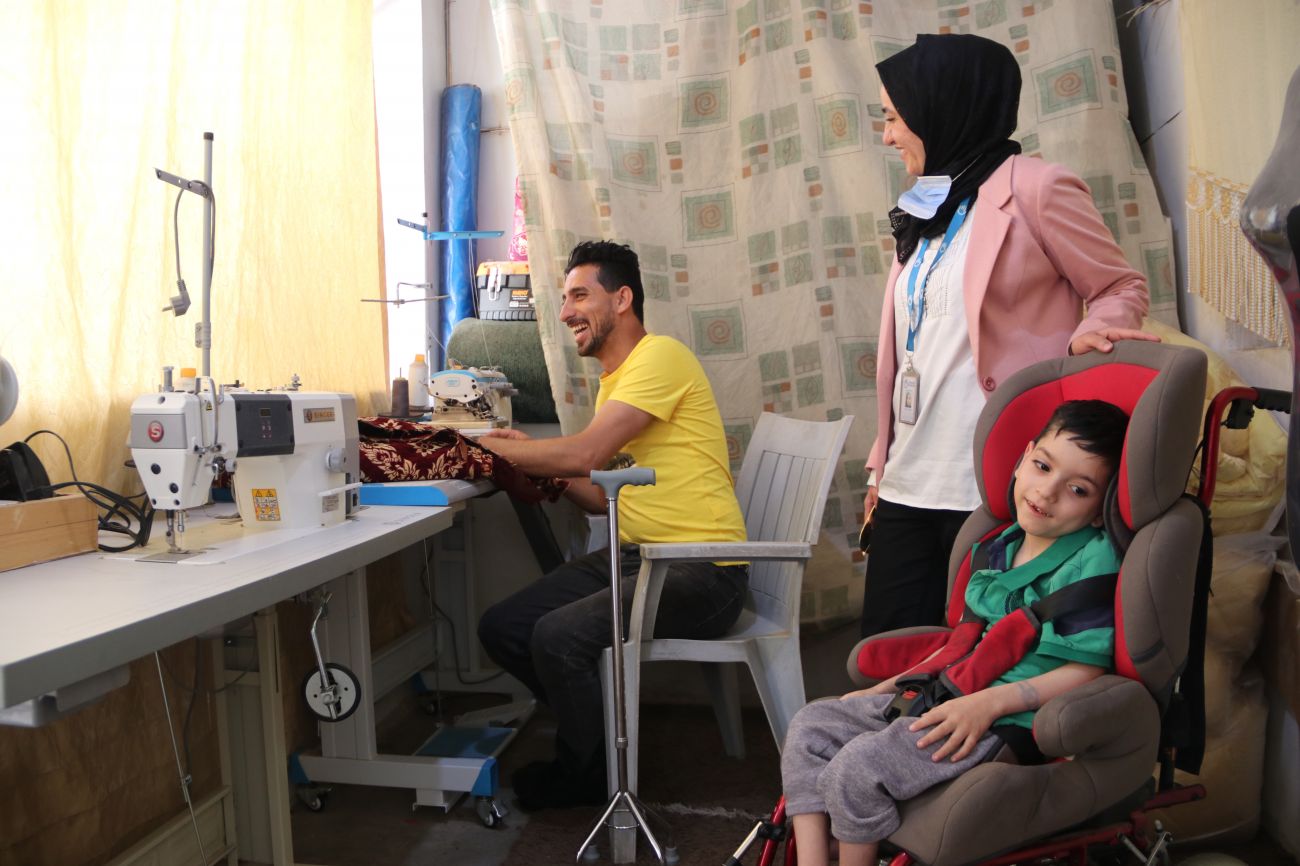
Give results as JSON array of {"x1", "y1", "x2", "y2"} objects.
[{"x1": 512, "y1": 758, "x2": 607, "y2": 812}]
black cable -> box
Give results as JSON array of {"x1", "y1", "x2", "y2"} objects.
[
  {"x1": 432, "y1": 597, "x2": 504, "y2": 686},
  {"x1": 157, "y1": 639, "x2": 250, "y2": 694},
  {"x1": 25, "y1": 429, "x2": 155, "y2": 551},
  {"x1": 182, "y1": 643, "x2": 201, "y2": 777},
  {"x1": 24, "y1": 428, "x2": 78, "y2": 483},
  {"x1": 158, "y1": 637, "x2": 253, "y2": 782},
  {"x1": 49, "y1": 479, "x2": 154, "y2": 551},
  {"x1": 415, "y1": 539, "x2": 503, "y2": 687}
]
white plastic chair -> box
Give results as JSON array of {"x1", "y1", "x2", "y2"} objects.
[{"x1": 600, "y1": 412, "x2": 854, "y2": 795}]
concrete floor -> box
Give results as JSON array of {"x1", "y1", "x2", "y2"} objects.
[{"x1": 280, "y1": 622, "x2": 1296, "y2": 866}]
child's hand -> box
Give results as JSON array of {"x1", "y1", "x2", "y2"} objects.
[{"x1": 908, "y1": 692, "x2": 1001, "y2": 762}]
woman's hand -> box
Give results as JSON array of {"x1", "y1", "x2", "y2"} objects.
[
  {"x1": 1069, "y1": 327, "x2": 1161, "y2": 355},
  {"x1": 909, "y1": 691, "x2": 1003, "y2": 762},
  {"x1": 862, "y1": 485, "x2": 879, "y2": 521}
]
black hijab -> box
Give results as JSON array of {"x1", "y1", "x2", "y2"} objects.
[{"x1": 877, "y1": 34, "x2": 1023, "y2": 263}]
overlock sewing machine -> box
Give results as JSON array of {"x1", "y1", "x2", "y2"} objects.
[{"x1": 427, "y1": 365, "x2": 515, "y2": 434}]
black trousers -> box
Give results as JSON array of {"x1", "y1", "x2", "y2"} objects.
[
  {"x1": 859, "y1": 498, "x2": 972, "y2": 639},
  {"x1": 478, "y1": 547, "x2": 748, "y2": 775}
]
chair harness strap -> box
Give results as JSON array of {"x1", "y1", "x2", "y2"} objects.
[{"x1": 884, "y1": 571, "x2": 1118, "y2": 721}]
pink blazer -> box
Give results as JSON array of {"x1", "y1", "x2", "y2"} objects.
[{"x1": 866, "y1": 155, "x2": 1150, "y2": 477}]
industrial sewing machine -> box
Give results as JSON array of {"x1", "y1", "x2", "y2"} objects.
[
  {"x1": 128, "y1": 374, "x2": 361, "y2": 554},
  {"x1": 427, "y1": 365, "x2": 515, "y2": 434}
]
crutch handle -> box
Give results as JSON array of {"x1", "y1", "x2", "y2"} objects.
[{"x1": 590, "y1": 467, "x2": 656, "y2": 499}]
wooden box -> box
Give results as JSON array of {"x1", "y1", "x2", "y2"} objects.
[{"x1": 0, "y1": 493, "x2": 98, "y2": 572}]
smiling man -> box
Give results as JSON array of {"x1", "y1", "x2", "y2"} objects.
[{"x1": 476, "y1": 240, "x2": 748, "y2": 811}]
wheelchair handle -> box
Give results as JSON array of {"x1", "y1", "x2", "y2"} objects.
[{"x1": 590, "y1": 467, "x2": 656, "y2": 500}]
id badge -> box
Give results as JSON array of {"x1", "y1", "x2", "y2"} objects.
[{"x1": 899, "y1": 366, "x2": 920, "y2": 425}]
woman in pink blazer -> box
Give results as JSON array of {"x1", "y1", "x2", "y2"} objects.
[{"x1": 859, "y1": 34, "x2": 1154, "y2": 639}]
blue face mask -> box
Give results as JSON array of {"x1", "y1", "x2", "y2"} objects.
[{"x1": 896, "y1": 174, "x2": 953, "y2": 219}]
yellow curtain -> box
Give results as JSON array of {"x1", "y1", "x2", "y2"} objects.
[{"x1": 0, "y1": 0, "x2": 387, "y2": 495}]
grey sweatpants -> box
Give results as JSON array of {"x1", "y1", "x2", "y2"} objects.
[{"x1": 781, "y1": 693, "x2": 1002, "y2": 844}]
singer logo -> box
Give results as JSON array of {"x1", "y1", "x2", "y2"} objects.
[{"x1": 147, "y1": 421, "x2": 165, "y2": 442}]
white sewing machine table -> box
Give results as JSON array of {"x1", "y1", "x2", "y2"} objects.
[{"x1": 0, "y1": 498, "x2": 508, "y2": 866}]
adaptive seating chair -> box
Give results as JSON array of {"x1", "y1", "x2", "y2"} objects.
[
  {"x1": 740, "y1": 342, "x2": 1215, "y2": 866},
  {"x1": 600, "y1": 412, "x2": 853, "y2": 796}
]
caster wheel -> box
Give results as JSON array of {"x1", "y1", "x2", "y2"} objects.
[
  {"x1": 475, "y1": 796, "x2": 507, "y2": 828},
  {"x1": 302, "y1": 663, "x2": 361, "y2": 722},
  {"x1": 295, "y1": 785, "x2": 329, "y2": 812}
]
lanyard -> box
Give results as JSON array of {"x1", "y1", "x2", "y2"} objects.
[{"x1": 905, "y1": 198, "x2": 971, "y2": 355}]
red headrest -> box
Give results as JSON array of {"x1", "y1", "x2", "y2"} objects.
[{"x1": 974, "y1": 343, "x2": 1207, "y2": 534}]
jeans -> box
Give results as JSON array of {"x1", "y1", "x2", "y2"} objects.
[
  {"x1": 478, "y1": 546, "x2": 749, "y2": 775},
  {"x1": 859, "y1": 498, "x2": 971, "y2": 639}
]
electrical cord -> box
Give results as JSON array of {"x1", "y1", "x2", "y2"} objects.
[
  {"x1": 170, "y1": 184, "x2": 217, "y2": 306},
  {"x1": 416, "y1": 537, "x2": 503, "y2": 687},
  {"x1": 156, "y1": 638, "x2": 250, "y2": 695},
  {"x1": 157, "y1": 637, "x2": 251, "y2": 811},
  {"x1": 432, "y1": 598, "x2": 504, "y2": 686},
  {"x1": 172, "y1": 187, "x2": 185, "y2": 293},
  {"x1": 24, "y1": 429, "x2": 155, "y2": 551}
]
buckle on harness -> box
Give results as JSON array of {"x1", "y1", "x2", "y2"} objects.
[{"x1": 884, "y1": 674, "x2": 943, "y2": 722}]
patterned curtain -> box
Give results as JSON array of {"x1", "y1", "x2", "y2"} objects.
[{"x1": 491, "y1": 0, "x2": 1179, "y2": 627}]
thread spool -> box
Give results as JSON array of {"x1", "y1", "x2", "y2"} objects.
[{"x1": 390, "y1": 376, "x2": 410, "y2": 417}]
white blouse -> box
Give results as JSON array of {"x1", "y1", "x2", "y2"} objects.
[{"x1": 877, "y1": 204, "x2": 986, "y2": 512}]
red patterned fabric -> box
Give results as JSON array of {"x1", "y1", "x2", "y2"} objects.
[{"x1": 358, "y1": 417, "x2": 567, "y2": 504}]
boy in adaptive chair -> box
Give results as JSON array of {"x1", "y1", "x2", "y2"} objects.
[{"x1": 781, "y1": 400, "x2": 1129, "y2": 866}]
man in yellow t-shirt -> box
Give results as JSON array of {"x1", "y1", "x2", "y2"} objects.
[{"x1": 477, "y1": 241, "x2": 748, "y2": 811}]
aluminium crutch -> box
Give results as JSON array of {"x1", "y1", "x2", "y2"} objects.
[{"x1": 576, "y1": 467, "x2": 678, "y2": 865}]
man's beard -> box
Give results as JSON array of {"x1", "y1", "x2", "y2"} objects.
[{"x1": 575, "y1": 315, "x2": 613, "y2": 357}]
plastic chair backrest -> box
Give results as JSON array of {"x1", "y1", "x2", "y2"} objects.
[{"x1": 732, "y1": 413, "x2": 853, "y2": 624}]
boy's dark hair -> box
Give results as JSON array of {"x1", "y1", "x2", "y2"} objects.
[
  {"x1": 1034, "y1": 399, "x2": 1130, "y2": 472},
  {"x1": 565, "y1": 241, "x2": 645, "y2": 322}
]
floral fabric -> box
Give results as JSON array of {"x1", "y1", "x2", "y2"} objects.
[{"x1": 358, "y1": 417, "x2": 567, "y2": 503}]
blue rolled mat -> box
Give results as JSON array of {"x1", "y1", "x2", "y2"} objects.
[{"x1": 437, "y1": 84, "x2": 483, "y2": 367}]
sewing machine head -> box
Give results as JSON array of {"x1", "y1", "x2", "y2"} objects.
[
  {"x1": 225, "y1": 391, "x2": 360, "y2": 532},
  {"x1": 428, "y1": 366, "x2": 515, "y2": 434},
  {"x1": 130, "y1": 383, "x2": 360, "y2": 546},
  {"x1": 129, "y1": 388, "x2": 231, "y2": 512}
]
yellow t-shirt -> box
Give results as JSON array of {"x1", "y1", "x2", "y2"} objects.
[{"x1": 596, "y1": 334, "x2": 746, "y2": 545}]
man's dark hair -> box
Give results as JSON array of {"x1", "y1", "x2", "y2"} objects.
[
  {"x1": 1034, "y1": 399, "x2": 1130, "y2": 472},
  {"x1": 565, "y1": 241, "x2": 644, "y2": 322}
]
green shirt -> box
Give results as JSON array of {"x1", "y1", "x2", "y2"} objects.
[{"x1": 965, "y1": 523, "x2": 1119, "y2": 728}]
